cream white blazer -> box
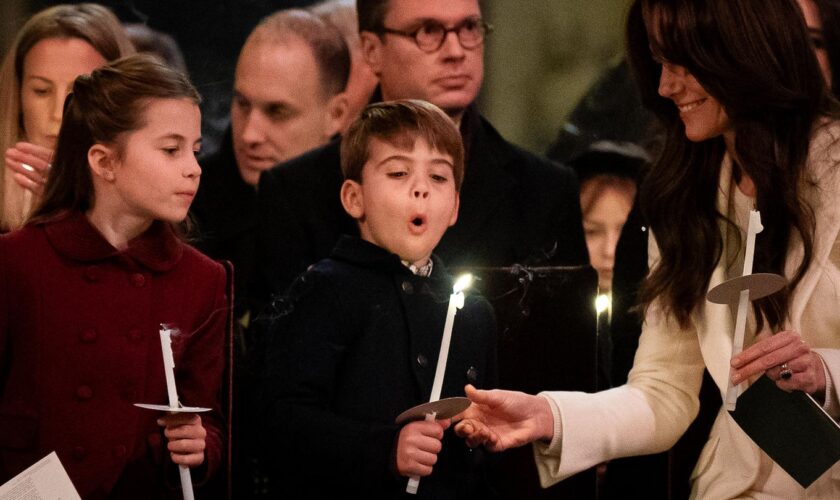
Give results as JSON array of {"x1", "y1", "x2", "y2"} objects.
[{"x1": 534, "y1": 122, "x2": 840, "y2": 499}]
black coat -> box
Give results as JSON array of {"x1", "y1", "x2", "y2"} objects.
[
  {"x1": 260, "y1": 236, "x2": 498, "y2": 499},
  {"x1": 254, "y1": 106, "x2": 589, "y2": 302},
  {"x1": 190, "y1": 129, "x2": 258, "y2": 317}
]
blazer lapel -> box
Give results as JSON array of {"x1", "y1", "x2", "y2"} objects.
[{"x1": 696, "y1": 154, "x2": 738, "y2": 393}]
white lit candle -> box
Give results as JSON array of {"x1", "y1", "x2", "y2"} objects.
[
  {"x1": 406, "y1": 274, "x2": 473, "y2": 495},
  {"x1": 159, "y1": 325, "x2": 195, "y2": 500},
  {"x1": 725, "y1": 210, "x2": 763, "y2": 411}
]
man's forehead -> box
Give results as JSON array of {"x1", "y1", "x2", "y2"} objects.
[{"x1": 383, "y1": 0, "x2": 481, "y2": 25}]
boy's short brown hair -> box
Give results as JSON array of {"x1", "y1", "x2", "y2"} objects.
[{"x1": 340, "y1": 100, "x2": 465, "y2": 190}]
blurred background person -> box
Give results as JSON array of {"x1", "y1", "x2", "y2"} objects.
[
  {"x1": 310, "y1": 0, "x2": 379, "y2": 131},
  {"x1": 191, "y1": 8, "x2": 349, "y2": 322},
  {"x1": 568, "y1": 141, "x2": 645, "y2": 390},
  {"x1": 0, "y1": 3, "x2": 133, "y2": 231},
  {"x1": 123, "y1": 22, "x2": 188, "y2": 75},
  {"x1": 187, "y1": 9, "x2": 350, "y2": 498}
]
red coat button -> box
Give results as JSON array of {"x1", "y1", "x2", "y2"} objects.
[
  {"x1": 130, "y1": 273, "x2": 146, "y2": 287},
  {"x1": 120, "y1": 388, "x2": 136, "y2": 402},
  {"x1": 83, "y1": 266, "x2": 100, "y2": 283},
  {"x1": 76, "y1": 386, "x2": 93, "y2": 400},
  {"x1": 79, "y1": 328, "x2": 97, "y2": 343}
]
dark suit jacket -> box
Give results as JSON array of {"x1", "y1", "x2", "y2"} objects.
[
  {"x1": 254, "y1": 106, "x2": 589, "y2": 303},
  {"x1": 260, "y1": 236, "x2": 497, "y2": 499},
  {"x1": 191, "y1": 128, "x2": 258, "y2": 318},
  {"x1": 0, "y1": 211, "x2": 226, "y2": 498}
]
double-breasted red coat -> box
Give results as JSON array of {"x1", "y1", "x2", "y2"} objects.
[{"x1": 0, "y1": 211, "x2": 227, "y2": 498}]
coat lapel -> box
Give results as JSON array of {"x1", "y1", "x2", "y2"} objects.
[
  {"x1": 440, "y1": 111, "x2": 518, "y2": 255},
  {"x1": 698, "y1": 123, "x2": 840, "y2": 392},
  {"x1": 696, "y1": 155, "x2": 738, "y2": 392}
]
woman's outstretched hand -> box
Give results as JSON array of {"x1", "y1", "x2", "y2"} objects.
[{"x1": 454, "y1": 384, "x2": 555, "y2": 452}]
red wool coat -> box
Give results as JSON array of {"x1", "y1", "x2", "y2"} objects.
[{"x1": 0, "y1": 211, "x2": 227, "y2": 497}]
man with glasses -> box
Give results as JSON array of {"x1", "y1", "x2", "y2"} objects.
[{"x1": 254, "y1": 0, "x2": 589, "y2": 301}]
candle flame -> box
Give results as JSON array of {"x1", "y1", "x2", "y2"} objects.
[
  {"x1": 453, "y1": 273, "x2": 474, "y2": 293},
  {"x1": 595, "y1": 294, "x2": 611, "y2": 314}
]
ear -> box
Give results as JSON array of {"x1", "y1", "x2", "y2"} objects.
[
  {"x1": 340, "y1": 179, "x2": 365, "y2": 220},
  {"x1": 87, "y1": 143, "x2": 117, "y2": 182},
  {"x1": 448, "y1": 192, "x2": 460, "y2": 227},
  {"x1": 324, "y1": 92, "x2": 349, "y2": 139},
  {"x1": 360, "y1": 31, "x2": 384, "y2": 77}
]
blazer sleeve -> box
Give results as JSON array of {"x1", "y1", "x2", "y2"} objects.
[
  {"x1": 175, "y1": 261, "x2": 228, "y2": 484},
  {"x1": 260, "y1": 271, "x2": 402, "y2": 490},
  {"x1": 531, "y1": 234, "x2": 704, "y2": 486}
]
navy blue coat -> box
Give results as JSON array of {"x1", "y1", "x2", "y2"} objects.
[{"x1": 260, "y1": 236, "x2": 498, "y2": 499}]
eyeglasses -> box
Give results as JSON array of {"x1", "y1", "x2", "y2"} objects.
[{"x1": 380, "y1": 17, "x2": 493, "y2": 53}]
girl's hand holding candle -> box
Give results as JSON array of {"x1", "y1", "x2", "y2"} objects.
[{"x1": 157, "y1": 413, "x2": 208, "y2": 467}]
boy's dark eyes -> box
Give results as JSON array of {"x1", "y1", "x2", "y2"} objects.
[
  {"x1": 430, "y1": 174, "x2": 449, "y2": 182},
  {"x1": 386, "y1": 171, "x2": 407, "y2": 178}
]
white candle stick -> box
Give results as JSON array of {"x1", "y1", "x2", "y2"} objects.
[
  {"x1": 407, "y1": 274, "x2": 473, "y2": 494},
  {"x1": 725, "y1": 210, "x2": 763, "y2": 411},
  {"x1": 159, "y1": 325, "x2": 195, "y2": 500}
]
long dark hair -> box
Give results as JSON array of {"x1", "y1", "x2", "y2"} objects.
[
  {"x1": 812, "y1": 0, "x2": 840, "y2": 96},
  {"x1": 627, "y1": 0, "x2": 834, "y2": 330},
  {"x1": 28, "y1": 54, "x2": 200, "y2": 224}
]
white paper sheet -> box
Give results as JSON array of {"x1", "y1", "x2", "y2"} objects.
[{"x1": 0, "y1": 452, "x2": 80, "y2": 500}]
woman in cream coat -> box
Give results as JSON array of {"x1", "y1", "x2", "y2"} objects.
[{"x1": 456, "y1": 0, "x2": 840, "y2": 497}]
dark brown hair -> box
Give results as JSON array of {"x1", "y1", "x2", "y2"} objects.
[
  {"x1": 357, "y1": 0, "x2": 485, "y2": 33},
  {"x1": 246, "y1": 9, "x2": 350, "y2": 97},
  {"x1": 341, "y1": 99, "x2": 464, "y2": 190},
  {"x1": 356, "y1": 0, "x2": 390, "y2": 33},
  {"x1": 627, "y1": 0, "x2": 834, "y2": 330},
  {"x1": 28, "y1": 54, "x2": 200, "y2": 224}
]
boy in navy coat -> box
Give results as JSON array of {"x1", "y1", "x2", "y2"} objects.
[{"x1": 260, "y1": 100, "x2": 497, "y2": 498}]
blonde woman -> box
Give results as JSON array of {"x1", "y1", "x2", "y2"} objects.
[{"x1": 0, "y1": 3, "x2": 133, "y2": 230}]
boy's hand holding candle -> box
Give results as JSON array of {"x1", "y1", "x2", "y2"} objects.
[{"x1": 396, "y1": 418, "x2": 451, "y2": 477}]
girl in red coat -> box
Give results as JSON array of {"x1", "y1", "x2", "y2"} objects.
[{"x1": 0, "y1": 54, "x2": 227, "y2": 498}]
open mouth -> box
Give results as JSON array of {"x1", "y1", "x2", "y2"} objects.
[{"x1": 409, "y1": 215, "x2": 427, "y2": 234}]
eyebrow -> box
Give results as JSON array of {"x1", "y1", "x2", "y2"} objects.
[
  {"x1": 375, "y1": 155, "x2": 454, "y2": 168},
  {"x1": 233, "y1": 90, "x2": 293, "y2": 109},
  {"x1": 24, "y1": 76, "x2": 53, "y2": 84},
  {"x1": 401, "y1": 14, "x2": 480, "y2": 27},
  {"x1": 157, "y1": 133, "x2": 202, "y2": 145}
]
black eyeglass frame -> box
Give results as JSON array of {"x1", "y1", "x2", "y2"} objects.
[{"x1": 378, "y1": 17, "x2": 493, "y2": 53}]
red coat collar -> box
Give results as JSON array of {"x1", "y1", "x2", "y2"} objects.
[{"x1": 42, "y1": 211, "x2": 183, "y2": 272}]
